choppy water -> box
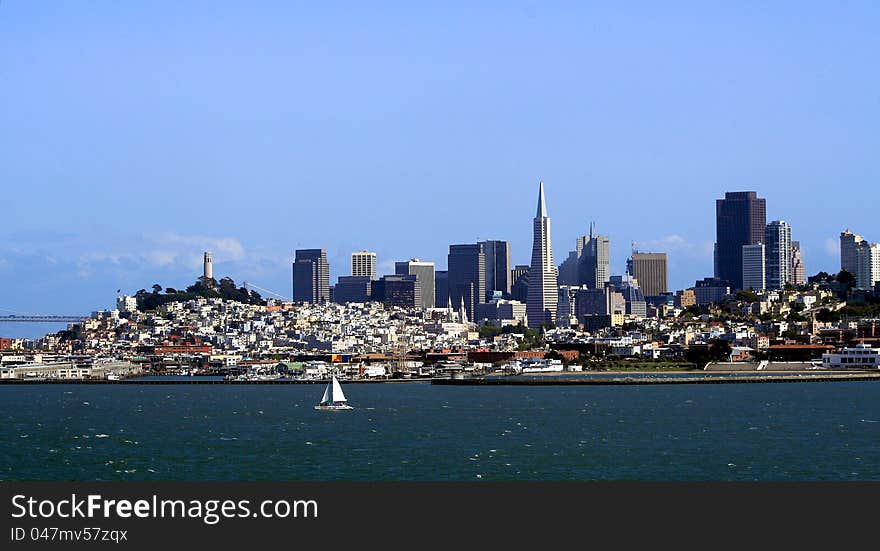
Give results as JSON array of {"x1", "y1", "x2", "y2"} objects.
[{"x1": 2, "y1": 381, "x2": 879, "y2": 480}]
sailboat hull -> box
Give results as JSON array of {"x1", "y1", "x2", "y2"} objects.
[{"x1": 314, "y1": 404, "x2": 354, "y2": 411}]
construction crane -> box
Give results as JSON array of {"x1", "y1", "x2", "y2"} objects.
[{"x1": 242, "y1": 282, "x2": 291, "y2": 302}]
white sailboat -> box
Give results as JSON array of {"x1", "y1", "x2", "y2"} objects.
[{"x1": 314, "y1": 375, "x2": 353, "y2": 410}]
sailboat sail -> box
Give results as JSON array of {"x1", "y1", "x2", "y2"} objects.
[
  {"x1": 331, "y1": 376, "x2": 347, "y2": 403},
  {"x1": 320, "y1": 382, "x2": 331, "y2": 405}
]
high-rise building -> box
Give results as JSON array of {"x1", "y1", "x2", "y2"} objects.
[
  {"x1": 556, "y1": 286, "x2": 579, "y2": 328},
  {"x1": 577, "y1": 222, "x2": 610, "y2": 289},
  {"x1": 609, "y1": 275, "x2": 647, "y2": 318},
  {"x1": 511, "y1": 265, "x2": 529, "y2": 303},
  {"x1": 334, "y1": 276, "x2": 372, "y2": 304},
  {"x1": 840, "y1": 229, "x2": 865, "y2": 276},
  {"x1": 395, "y1": 259, "x2": 435, "y2": 309},
  {"x1": 351, "y1": 250, "x2": 377, "y2": 279},
  {"x1": 576, "y1": 286, "x2": 625, "y2": 319},
  {"x1": 526, "y1": 182, "x2": 558, "y2": 328},
  {"x1": 479, "y1": 240, "x2": 512, "y2": 299},
  {"x1": 791, "y1": 241, "x2": 806, "y2": 286},
  {"x1": 475, "y1": 299, "x2": 527, "y2": 326},
  {"x1": 628, "y1": 252, "x2": 668, "y2": 297},
  {"x1": 378, "y1": 274, "x2": 421, "y2": 308},
  {"x1": 694, "y1": 277, "x2": 731, "y2": 305},
  {"x1": 434, "y1": 270, "x2": 449, "y2": 309},
  {"x1": 203, "y1": 251, "x2": 213, "y2": 281},
  {"x1": 448, "y1": 243, "x2": 485, "y2": 322},
  {"x1": 292, "y1": 249, "x2": 330, "y2": 304},
  {"x1": 714, "y1": 191, "x2": 766, "y2": 290},
  {"x1": 856, "y1": 242, "x2": 880, "y2": 291},
  {"x1": 764, "y1": 220, "x2": 792, "y2": 290},
  {"x1": 741, "y1": 243, "x2": 766, "y2": 292}
]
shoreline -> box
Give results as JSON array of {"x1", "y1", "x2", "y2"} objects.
[
  {"x1": 2, "y1": 371, "x2": 879, "y2": 385},
  {"x1": 0, "y1": 377, "x2": 433, "y2": 385},
  {"x1": 431, "y1": 371, "x2": 880, "y2": 385}
]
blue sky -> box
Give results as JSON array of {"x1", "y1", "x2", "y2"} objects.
[{"x1": 2, "y1": 1, "x2": 879, "y2": 337}]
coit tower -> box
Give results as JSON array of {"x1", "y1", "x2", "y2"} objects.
[
  {"x1": 203, "y1": 251, "x2": 213, "y2": 280},
  {"x1": 526, "y1": 181, "x2": 558, "y2": 328}
]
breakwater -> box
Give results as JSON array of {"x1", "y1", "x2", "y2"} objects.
[
  {"x1": 0, "y1": 377, "x2": 432, "y2": 385},
  {"x1": 431, "y1": 372, "x2": 880, "y2": 385}
]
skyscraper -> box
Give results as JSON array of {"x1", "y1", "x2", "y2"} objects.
[
  {"x1": 447, "y1": 243, "x2": 485, "y2": 322},
  {"x1": 577, "y1": 222, "x2": 610, "y2": 289},
  {"x1": 378, "y1": 274, "x2": 421, "y2": 308},
  {"x1": 526, "y1": 182, "x2": 557, "y2": 328},
  {"x1": 840, "y1": 229, "x2": 864, "y2": 276},
  {"x1": 856, "y1": 242, "x2": 880, "y2": 291},
  {"x1": 479, "y1": 240, "x2": 512, "y2": 299},
  {"x1": 714, "y1": 191, "x2": 766, "y2": 291},
  {"x1": 292, "y1": 249, "x2": 330, "y2": 304},
  {"x1": 628, "y1": 252, "x2": 668, "y2": 296},
  {"x1": 334, "y1": 276, "x2": 372, "y2": 304},
  {"x1": 741, "y1": 243, "x2": 766, "y2": 292},
  {"x1": 434, "y1": 270, "x2": 449, "y2": 309},
  {"x1": 511, "y1": 265, "x2": 529, "y2": 303},
  {"x1": 764, "y1": 220, "x2": 792, "y2": 290},
  {"x1": 395, "y1": 259, "x2": 435, "y2": 309},
  {"x1": 351, "y1": 250, "x2": 377, "y2": 279},
  {"x1": 791, "y1": 241, "x2": 806, "y2": 286}
]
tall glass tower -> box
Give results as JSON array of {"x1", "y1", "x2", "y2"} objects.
[{"x1": 714, "y1": 191, "x2": 766, "y2": 291}]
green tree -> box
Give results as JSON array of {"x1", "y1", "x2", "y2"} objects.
[
  {"x1": 836, "y1": 270, "x2": 856, "y2": 288},
  {"x1": 815, "y1": 308, "x2": 840, "y2": 323}
]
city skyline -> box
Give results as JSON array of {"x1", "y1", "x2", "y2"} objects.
[{"x1": 3, "y1": 3, "x2": 880, "y2": 334}]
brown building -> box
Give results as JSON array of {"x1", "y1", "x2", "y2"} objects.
[
  {"x1": 675, "y1": 289, "x2": 696, "y2": 309},
  {"x1": 629, "y1": 252, "x2": 669, "y2": 296}
]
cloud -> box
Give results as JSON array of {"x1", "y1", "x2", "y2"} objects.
[
  {"x1": 63, "y1": 233, "x2": 251, "y2": 279},
  {"x1": 633, "y1": 234, "x2": 714, "y2": 259},
  {"x1": 150, "y1": 232, "x2": 245, "y2": 258},
  {"x1": 824, "y1": 238, "x2": 840, "y2": 258}
]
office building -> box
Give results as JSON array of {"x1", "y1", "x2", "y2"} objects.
[
  {"x1": 292, "y1": 249, "x2": 330, "y2": 304},
  {"x1": 694, "y1": 277, "x2": 731, "y2": 305},
  {"x1": 378, "y1": 274, "x2": 421, "y2": 309},
  {"x1": 475, "y1": 300, "x2": 527, "y2": 327},
  {"x1": 395, "y1": 259, "x2": 435, "y2": 309},
  {"x1": 576, "y1": 287, "x2": 625, "y2": 321},
  {"x1": 609, "y1": 275, "x2": 646, "y2": 318},
  {"x1": 351, "y1": 251, "x2": 377, "y2": 279},
  {"x1": 480, "y1": 240, "x2": 512, "y2": 299},
  {"x1": 714, "y1": 191, "x2": 766, "y2": 290},
  {"x1": 764, "y1": 220, "x2": 792, "y2": 290},
  {"x1": 577, "y1": 222, "x2": 610, "y2": 289},
  {"x1": 334, "y1": 276, "x2": 372, "y2": 304},
  {"x1": 741, "y1": 243, "x2": 766, "y2": 292},
  {"x1": 511, "y1": 265, "x2": 529, "y2": 303},
  {"x1": 628, "y1": 252, "x2": 668, "y2": 297},
  {"x1": 556, "y1": 286, "x2": 579, "y2": 328},
  {"x1": 448, "y1": 243, "x2": 485, "y2": 322},
  {"x1": 526, "y1": 182, "x2": 558, "y2": 328},
  {"x1": 434, "y1": 270, "x2": 449, "y2": 309}
]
